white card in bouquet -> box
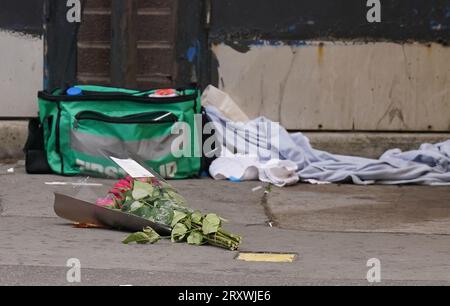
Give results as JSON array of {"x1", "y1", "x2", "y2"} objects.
[{"x1": 110, "y1": 157, "x2": 155, "y2": 178}]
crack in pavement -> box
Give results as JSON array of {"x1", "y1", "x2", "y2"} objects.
[{"x1": 258, "y1": 185, "x2": 278, "y2": 227}]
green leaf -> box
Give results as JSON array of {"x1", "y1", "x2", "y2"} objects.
[
  {"x1": 132, "y1": 181, "x2": 154, "y2": 200},
  {"x1": 130, "y1": 201, "x2": 143, "y2": 212},
  {"x1": 184, "y1": 217, "x2": 192, "y2": 230},
  {"x1": 142, "y1": 227, "x2": 161, "y2": 244},
  {"x1": 152, "y1": 188, "x2": 161, "y2": 198},
  {"x1": 120, "y1": 198, "x2": 136, "y2": 212},
  {"x1": 122, "y1": 227, "x2": 161, "y2": 245},
  {"x1": 171, "y1": 223, "x2": 188, "y2": 242},
  {"x1": 122, "y1": 232, "x2": 151, "y2": 244},
  {"x1": 153, "y1": 205, "x2": 174, "y2": 226},
  {"x1": 187, "y1": 231, "x2": 203, "y2": 245},
  {"x1": 202, "y1": 213, "x2": 221, "y2": 235},
  {"x1": 132, "y1": 206, "x2": 155, "y2": 220},
  {"x1": 171, "y1": 211, "x2": 187, "y2": 227},
  {"x1": 160, "y1": 181, "x2": 177, "y2": 192},
  {"x1": 166, "y1": 190, "x2": 187, "y2": 206},
  {"x1": 125, "y1": 194, "x2": 133, "y2": 203},
  {"x1": 191, "y1": 211, "x2": 203, "y2": 224}
]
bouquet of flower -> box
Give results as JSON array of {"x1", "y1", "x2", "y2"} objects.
[{"x1": 96, "y1": 176, "x2": 242, "y2": 250}]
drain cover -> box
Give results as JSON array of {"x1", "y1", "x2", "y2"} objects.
[{"x1": 236, "y1": 252, "x2": 297, "y2": 263}]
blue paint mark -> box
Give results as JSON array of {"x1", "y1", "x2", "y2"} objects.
[
  {"x1": 187, "y1": 46, "x2": 197, "y2": 63},
  {"x1": 430, "y1": 20, "x2": 448, "y2": 31},
  {"x1": 187, "y1": 40, "x2": 201, "y2": 63},
  {"x1": 288, "y1": 25, "x2": 296, "y2": 32}
]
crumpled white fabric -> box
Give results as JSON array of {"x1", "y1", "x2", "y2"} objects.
[
  {"x1": 258, "y1": 159, "x2": 299, "y2": 187},
  {"x1": 209, "y1": 154, "x2": 299, "y2": 187},
  {"x1": 205, "y1": 105, "x2": 450, "y2": 186}
]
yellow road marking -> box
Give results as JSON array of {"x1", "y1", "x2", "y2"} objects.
[{"x1": 236, "y1": 252, "x2": 296, "y2": 263}]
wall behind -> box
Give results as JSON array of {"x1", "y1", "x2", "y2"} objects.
[
  {"x1": 210, "y1": 0, "x2": 450, "y2": 131},
  {"x1": 0, "y1": 31, "x2": 43, "y2": 117},
  {"x1": 0, "y1": 0, "x2": 44, "y2": 117}
]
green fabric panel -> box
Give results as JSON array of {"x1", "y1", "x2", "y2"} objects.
[{"x1": 74, "y1": 118, "x2": 175, "y2": 140}]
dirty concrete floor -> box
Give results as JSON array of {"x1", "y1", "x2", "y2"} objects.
[
  {"x1": 1, "y1": 161, "x2": 450, "y2": 285},
  {"x1": 267, "y1": 184, "x2": 450, "y2": 235}
]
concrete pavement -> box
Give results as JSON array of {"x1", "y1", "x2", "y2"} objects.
[
  {"x1": 1, "y1": 160, "x2": 450, "y2": 285},
  {"x1": 267, "y1": 184, "x2": 450, "y2": 235}
]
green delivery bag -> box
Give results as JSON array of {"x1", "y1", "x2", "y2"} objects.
[{"x1": 37, "y1": 85, "x2": 203, "y2": 179}]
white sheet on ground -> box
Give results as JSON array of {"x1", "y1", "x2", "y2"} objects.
[{"x1": 205, "y1": 105, "x2": 450, "y2": 186}]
